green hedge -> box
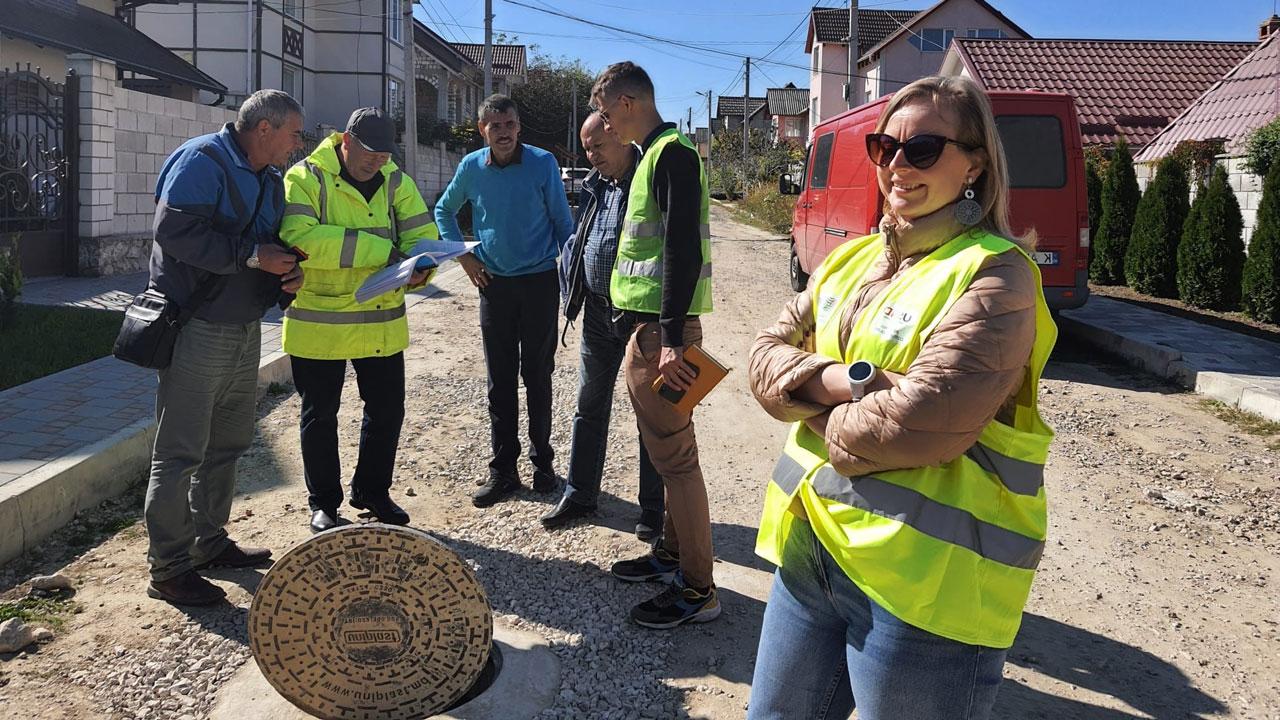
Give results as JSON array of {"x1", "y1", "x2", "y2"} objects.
[
  {"x1": 1243, "y1": 160, "x2": 1280, "y2": 323},
  {"x1": 1177, "y1": 164, "x2": 1244, "y2": 310},
  {"x1": 1125, "y1": 155, "x2": 1190, "y2": 297},
  {"x1": 1091, "y1": 138, "x2": 1140, "y2": 285}
]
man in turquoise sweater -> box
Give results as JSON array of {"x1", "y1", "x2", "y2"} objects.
[{"x1": 435, "y1": 94, "x2": 575, "y2": 507}]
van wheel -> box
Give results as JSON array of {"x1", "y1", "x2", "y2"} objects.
[{"x1": 789, "y1": 241, "x2": 809, "y2": 292}]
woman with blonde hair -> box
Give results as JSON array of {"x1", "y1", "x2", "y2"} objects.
[{"x1": 746, "y1": 75, "x2": 1056, "y2": 719}]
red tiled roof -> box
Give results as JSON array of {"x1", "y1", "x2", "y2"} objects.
[
  {"x1": 1137, "y1": 32, "x2": 1280, "y2": 161},
  {"x1": 450, "y1": 43, "x2": 527, "y2": 77},
  {"x1": 807, "y1": 6, "x2": 920, "y2": 55},
  {"x1": 953, "y1": 38, "x2": 1257, "y2": 148}
]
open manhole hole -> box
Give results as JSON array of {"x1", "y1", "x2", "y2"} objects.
[{"x1": 248, "y1": 524, "x2": 498, "y2": 719}]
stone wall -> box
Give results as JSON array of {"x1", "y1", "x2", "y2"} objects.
[{"x1": 414, "y1": 142, "x2": 465, "y2": 208}]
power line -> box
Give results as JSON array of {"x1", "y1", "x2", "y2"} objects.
[
  {"x1": 417, "y1": 0, "x2": 456, "y2": 42},
  {"x1": 427, "y1": 0, "x2": 474, "y2": 42}
]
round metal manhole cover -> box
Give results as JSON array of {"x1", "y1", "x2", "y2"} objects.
[{"x1": 248, "y1": 524, "x2": 492, "y2": 720}]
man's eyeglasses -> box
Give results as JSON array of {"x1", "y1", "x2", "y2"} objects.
[
  {"x1": 592, "y1": 94, "x2": 634, "y2": 122},
  {"x1": 865, "y1": 132, "x2": 979, "y2": 170}
]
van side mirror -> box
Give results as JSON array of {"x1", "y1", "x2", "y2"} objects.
[{"x1": 778, "y1": 173, "x2": 801, "y2": 195}]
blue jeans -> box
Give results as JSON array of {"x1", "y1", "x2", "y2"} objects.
[
  {"x1": 748, "y1": 520, "x2": 1006, "y2": 720},
  {"x1": 562, "y1": 292, "x2": 663, "y2": 513}
]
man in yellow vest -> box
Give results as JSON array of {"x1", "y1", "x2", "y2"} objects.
[
  {"x1": 280, "y1": 108, "x2": 439, "y2": 532},
  {"x1": 590, "y1": 62, "x2": 719, "y2": 628}
]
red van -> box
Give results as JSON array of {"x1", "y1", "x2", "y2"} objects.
[{"x1": 781, "y1": 91, "x2": 1089, "y2": 310}]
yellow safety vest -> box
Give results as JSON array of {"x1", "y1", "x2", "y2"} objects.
[
  {"x1": 280, "y1": 133, "x2": 439, "y2": 360},
  {"x1": 756, "y1": 229, "x2": 1057, "y2": 648},
  {"x1": 610, "y1": 127, "x2": 712, "y2": 315}
]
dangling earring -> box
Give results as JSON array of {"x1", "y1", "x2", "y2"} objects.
[{"x1": 954, "y1": 181, "x2": 983, "y2": 226}]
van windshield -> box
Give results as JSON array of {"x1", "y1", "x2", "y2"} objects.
[{"x1": 995, "y1": 115, "x2": 1065, "y2": 189}]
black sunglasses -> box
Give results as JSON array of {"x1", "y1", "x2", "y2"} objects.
[{"x1": 865, "y1": 133, "x2": 979, "y2": 170}]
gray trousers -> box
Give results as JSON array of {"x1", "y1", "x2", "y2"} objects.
[{"x1": 144, "y1": 317, "x2": 260, "y2": 581}]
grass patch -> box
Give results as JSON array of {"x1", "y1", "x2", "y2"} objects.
[
  {"x1": 0, "y1": 304, "x2": 122, "y2": 390},
  {"x1": 0, "y1": 597, "x2": 79, "y2": 630},
  {"x1": 729, "y1": 185, "x2": 796, "y2": 235},
  {"x1": 1197, "y1": 398, "x2": 1280, "y2": 450}
]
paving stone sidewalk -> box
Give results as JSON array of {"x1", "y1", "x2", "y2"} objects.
[{"x1": 1059, "y1": 296, "x2": 1280, "y2": 422}]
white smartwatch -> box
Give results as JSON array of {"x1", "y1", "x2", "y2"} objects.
[{"x1": 847, "y1": 360, "x2": 877, "y2": 401}]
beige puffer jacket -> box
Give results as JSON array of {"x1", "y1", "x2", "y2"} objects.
[{"x1": 749, "y1": 210, "x2": 1038, "y2": 478}]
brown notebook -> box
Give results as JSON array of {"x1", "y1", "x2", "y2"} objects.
[{"x1": 650, "y1": 344, "x2": 731, "y2": 414}]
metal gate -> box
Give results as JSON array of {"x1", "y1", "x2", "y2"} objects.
[{"x1": 0, "y1": 66, "x2": 77, "y2": 277}]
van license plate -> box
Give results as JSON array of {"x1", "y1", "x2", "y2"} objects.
[{"x1": 1031, "y1": 252, "x2": 1059, "y2": 266}]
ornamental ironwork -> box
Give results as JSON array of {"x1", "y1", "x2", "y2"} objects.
[{"x1": 0, "y1": 67, "x2": 68, "y2": 232}]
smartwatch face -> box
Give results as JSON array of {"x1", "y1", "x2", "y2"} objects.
[{"x1": 849, "y1": 360, "x2": 875, "y2": 384}]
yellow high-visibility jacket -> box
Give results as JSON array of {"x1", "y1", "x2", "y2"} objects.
[{"x1": 281, "y1": 133, "x2": 439, "y2": 360}]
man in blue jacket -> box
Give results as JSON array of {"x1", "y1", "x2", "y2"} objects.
[
  {"x1": 435, "y1": 94, "x2": 574, "y2": 507},
  {"x1": 144, "y1": 89, "x2": 304, "y2": 606}
]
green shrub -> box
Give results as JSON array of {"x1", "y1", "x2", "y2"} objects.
[
  {"x1": 1177, "y1": 164, "x2": 1245, "y2": 310},
  {"x1": 1244, "y1": 117, "x2": 1280, "y2": 178},
  {"x1": 1085, "y1": 154, "x2": 1103, "y2": 247},
  {"x1": 734, "y1": 186, "x2": 796, "y2": 234},
  {"x1": 1243, "y1": 159, "x2": 1280, "y2": 323},
  {"x1": 1091, "y1": 138, "x2": 1140, "y2": 285},
  {"x1": 0, "y1": 235, "x2": 22, "y2": 316},
  {"x1": 1125, "y1": 155, "x2": 1190, "y2": 297}
]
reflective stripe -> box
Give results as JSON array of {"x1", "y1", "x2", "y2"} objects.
[
  {"x1": 305, "y1": 161, "x2": 328, "y2": 224},
  {"x1": 339, "y1": 228, "x2": 358, "y2": 268},
  {"x1": 387, "y1": 170, "x2": 402, "y2": 248},
  {"x1": 964, "y1": 443, "x2": 1045, "y2": 496},
  {"x1": 623, "y1": 220, "x2": 712, "y2": 239},
  {"x1": 771, "y1": 453, "x2": 805, "y2": 494},
  {"x1": 616, "y1": 257, "x2": 712, "y2": 280},
  {"x1": 360, "y1": 227, "x2": 391, "y2": 239},
  {"x1": 399, "y1": 212, "x2": 433, "y2": 232},
  {"x1": 810, "y1": 467, "x2": 1044, "y2": 570},
  {"x1": 285, "y1": 304, "x2": 407, "y2": 324},
  {"x1": 284, "y1": 203, "x2": 318, "y2": 220}
]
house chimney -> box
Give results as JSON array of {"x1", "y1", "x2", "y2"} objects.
[{"x1": 1260, "y1": 15, "x2": 1280, "y2": 40}]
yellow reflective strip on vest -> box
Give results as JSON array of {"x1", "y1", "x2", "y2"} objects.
[
  {"x1": 306, "y1": 161, "x2": 327, "y2": 224},
  {"x1": 615, "y1": 257, "x2": 712, "y2": 280},
  {"x1": 809, "y1": 468, "x2": 1045, "y2": 570},
  {"x1": 964, "y1": 442, "x2": 1045, "y2": 496},
  {"x1": 284, "y1": 203, "x2": 318, "y2": 219},
  {"x1": 339, "y1": 228, "x2": 358, "y2": 268},
  {"x1": 285, "y1": 304, "x2": 406, "y2": 325},
  {"x1": 399, "y1": 212, "x2": 432, "y2": 232}
]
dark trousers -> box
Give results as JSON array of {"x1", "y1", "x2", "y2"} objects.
[
  {"x1": 563, "y1": 292, "x2": 664, "y2": 515},
  {"x1": 479, "y1": 268, "x2": 558, "y2": 476},
  {"x1": 291, "y1": 352, "x2": 406, "y2": 512}
]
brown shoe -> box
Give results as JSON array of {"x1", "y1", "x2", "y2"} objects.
[
  {"x1": 193, "y1": 542, "x2": 273, "y2": 571},
  {"x1": 147, "y1": 570, "x2": 226, "y2": 606}
]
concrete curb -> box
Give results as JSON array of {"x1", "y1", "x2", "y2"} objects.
[{"x1": 1057, "y1": 311, "x2": 1280, "y2": 424}]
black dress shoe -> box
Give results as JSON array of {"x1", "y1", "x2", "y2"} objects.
[
  {"x1": 193, "y1": 542, "x2": 273, "y2": 570},
  {"x1": 473, "y1": 473, "x2": 520, "y2": 508},
  {"x1": 635, "y1": 510, "x2": 663, "y2": 542},
  {"x1": 540, "y1": 495, "x2": 596, "y2": 528},
  {"x1": 310, "y1": 509, "x2": 350, "y2": 533},
  {"x1": 350, "y1": 494, "x2": 411, "y2": 525},
  {"x1": 147, "y1": 570, "x2": 226, "y2": 606}
]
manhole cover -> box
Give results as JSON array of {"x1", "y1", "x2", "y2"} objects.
[{"x1": 248, "y1": 524, "x2": 492, "y2": 720}]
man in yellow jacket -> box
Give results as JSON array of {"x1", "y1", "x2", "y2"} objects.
[{"x1": 281, "y1": 108, "x2": 439, "y2": 532}]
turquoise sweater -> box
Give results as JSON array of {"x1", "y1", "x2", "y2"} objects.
[{"x1": 434, "y1": 144, "x2": 574, "y2": 277}]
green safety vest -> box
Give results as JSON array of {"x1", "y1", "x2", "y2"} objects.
[
  {"x1": 756, "y1": 229, "x2": 1058, "y2": 648},
  {"x1": 280, "y1": 133, "x2": 439, "y2": 360},
  {"x1": 610, "y1": 127, "x2": 712, "y2": 315}
]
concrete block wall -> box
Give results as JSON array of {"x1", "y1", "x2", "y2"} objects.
[{"x1": 414, "y1": 141, "x2": 465, "y2": 208}]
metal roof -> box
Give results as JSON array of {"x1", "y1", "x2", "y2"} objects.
[
  {"x1": 449, "y1": 43, "x2": 527, "y2": 77},
  {"x1": 766, "y1": 85, "x2": 810, "y2": 117},
  {"x1": 808, "y1": 7, "x2": 919, "y2": 56}
]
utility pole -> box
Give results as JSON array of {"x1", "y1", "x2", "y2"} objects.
[
  {"x1": 483, "y1": 0, "x2": 493, "y2": 97},
  {"x1": 847, "y1": 0, "x2": 858, "y2": 109},
  {"x1": 570, "y1": 78, "x2": 578, "y2": 176},
  {"x1": 696, "y1": 89, "x2": 712, "y2": 179},
  {"x1": 743, "y1": 57, "x2": 750, "y2": 182},
  {"x1": 687, "y1": 106, "x2": 693, "y2": 136},
  {"x1": 402, "y1": 0, "x2": 417, "y2": 179}
]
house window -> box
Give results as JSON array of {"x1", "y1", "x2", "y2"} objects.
[
  {"x1": 966, "y1": 28, "x2": 1006, "y2": 39},
  {"x1": 811, "y1": 46, "x2": 819, "y2": 73},
  {"x1": 283, "y1": 0, "x2": 300, "y2": 19},
  {"x1": 387, "y1": 0, "x2": 402, "y2": 44},
  {"x1": 282, "y1": 64, "x2": 302, "y2": 103},
  {"x1": 910, "y1": 28, "x2": 954, "y2": 52},
  {"x1": 388, "y1": 77, "x2": 403, "y2": 119}
]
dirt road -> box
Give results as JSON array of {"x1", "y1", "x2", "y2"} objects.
[{"x1": 0, "y1": 205, "x2": 1277, "y2": 719}]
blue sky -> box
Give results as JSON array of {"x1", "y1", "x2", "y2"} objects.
[{"x1": 416, "y1": 0, "x2": 1277, "y2": 126}]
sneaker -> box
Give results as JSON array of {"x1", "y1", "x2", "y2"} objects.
[
  {"x1": 473, "y1": 472, "x2": 520, "y2": 508},
  {"x1": 631, "y1": 578, "x2": 721, "y2": 629},
  {"x1": 146, "y1": 570, "x2": 227, "y2": 606},
  {"x1": 610, "y1": 544, "x2": 680, "y2": 583}
]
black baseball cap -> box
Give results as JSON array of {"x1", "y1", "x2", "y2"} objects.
[{"x1": 345, "y1": 107, "x2": 396, "y2": 153}]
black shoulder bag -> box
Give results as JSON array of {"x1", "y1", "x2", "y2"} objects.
[{"x1": 113, "y1": 167, "x2": 268, "y2": 370}]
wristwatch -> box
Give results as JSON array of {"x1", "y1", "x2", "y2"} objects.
[
  {"x1": 245, "y1": 244, "x2": 261, "y2": 270},
  {"x1": 847, "y1": 360, "x2": 877, "y2": 401}
]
